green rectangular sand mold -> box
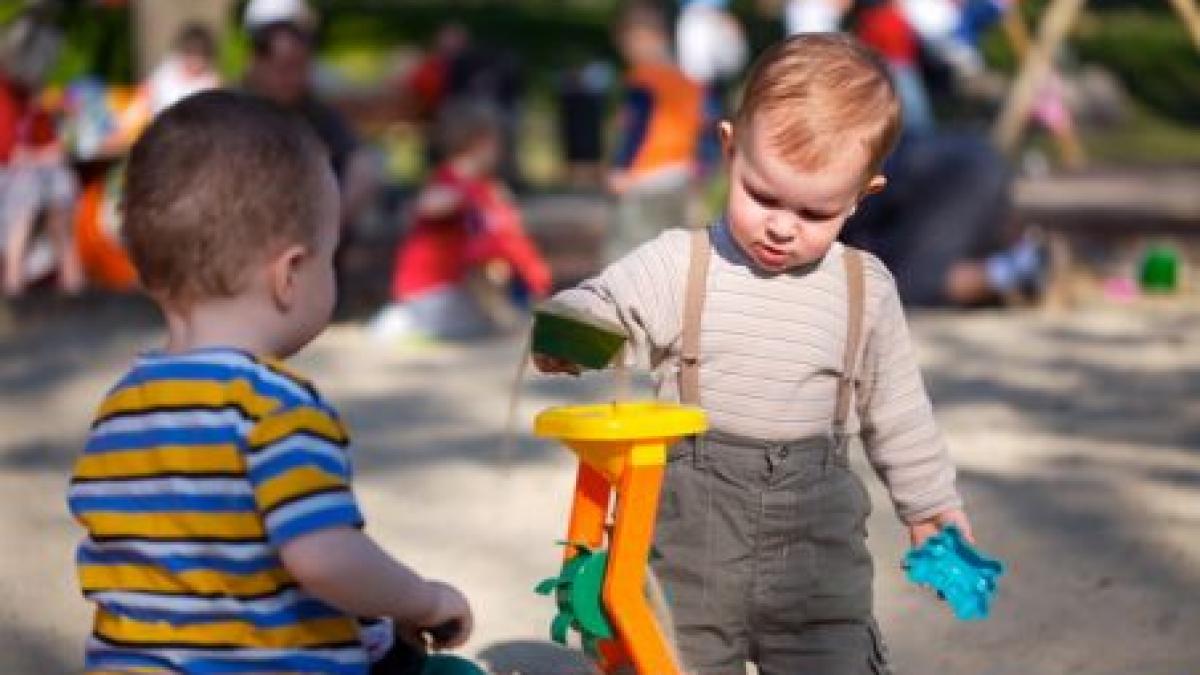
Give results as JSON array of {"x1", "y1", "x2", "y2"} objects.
[{"x1": 532, "y1": 300, "x2": 629, "y2": 370}]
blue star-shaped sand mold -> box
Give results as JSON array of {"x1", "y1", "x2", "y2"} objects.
[{"x1": 904, "y1": 525, "x2": 1005, "y2": 620}]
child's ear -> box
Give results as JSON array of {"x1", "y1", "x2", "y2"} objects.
[
  {"x1": 269, "y1": 244, "x2": 308, "y2": 312},
  {"x1": 718, "y1": 120, "x2": 735, "y2": 161}
]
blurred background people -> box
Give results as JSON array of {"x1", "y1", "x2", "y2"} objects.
[
  {"x1": 675, "y1": 0, "x2": 748, "y2": 179},
  {"x1": 608, "y1": 2, "x2": 702, "y2": 259},
  {"x1": 842, "y1": 133, "x2": 1044, "y2": 306},
  {"x1": 442, "y1": 33, "x2": 525, "y2": 188},
  {"x1": 556, "y1": 58, "x2": 613, "y2": 189},
  {"x1": 852, "y1": 0, "x2": 936, "y2": 135},
  {"x1": 371, "y1": 100, "x2": 550, "y2": 342},
  {"x1": 403, "y1": 22, "x2": 469, "y2": 168},
  {"x1": 245, "y1": 20, "x2": 372, "y2": 216},
  {"x1": 785, "y1": 0, "x2": 853, "y2": 33},
  {"x1": 0, "y1": 8, "x2": 81, "y2": 298},
  {"x1": 825, "y1": 0, "x2": 1046, "y2": 306},
  {"x1": 141, "y1": 23, "x2": 220, "y2": 117}
]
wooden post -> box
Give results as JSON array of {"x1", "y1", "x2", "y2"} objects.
[
  {"x1": 999, "y1": 1, "x2": 1087, "y2": 168},
  {"x1": 1165, "y1": 0, "x2": 1200, "y2": 52},
  {"x1": 991, "y1": 0, "x2": 1087, "y2": 154}
]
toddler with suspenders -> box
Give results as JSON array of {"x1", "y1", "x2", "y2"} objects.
[{"x1": 535, "y1": 34, "x2": 973, "y2": 674}]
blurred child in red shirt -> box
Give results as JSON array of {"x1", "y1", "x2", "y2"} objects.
[
  {"x1": 370, "y1": 100, "x2": 551, "y2": 341},
  {"x1": 0, "y1": 69, "x2": 82, "y2": 297}
]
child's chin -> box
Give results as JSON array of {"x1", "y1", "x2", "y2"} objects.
[{"x1": 750, "y1": 255, "x2": 791, "y2": 274}]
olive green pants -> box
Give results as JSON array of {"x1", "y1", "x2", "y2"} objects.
[{"x1": 651, "y1": 430, "x2": 892, "y2": 675}]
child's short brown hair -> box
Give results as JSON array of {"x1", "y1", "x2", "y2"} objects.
[
  {"x1": 123, "y1": 90, "x2": 330, "y2": 302},
  {"x1": 734, "y1": 33, "x2": 902, "y2": 175}
]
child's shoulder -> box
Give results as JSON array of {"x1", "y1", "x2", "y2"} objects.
[
  {"x1": 621, "y1": 227, "x2": 694, "y2": 270},
  {"x1": 117, "y1": 348, "x2": 328, "y2": 413},
  {"x1": 836, "y1": 244, "x2": 906, "y2": 323},
  {"x1": 841, "y1": 245, "x2": 895, "y2": 286},
  {"x1": 656, "y1": 226, "x2": 695, "y2": 249},
  {"x1": 253, "y1": 356, "x2": 323, "y2": 403}
]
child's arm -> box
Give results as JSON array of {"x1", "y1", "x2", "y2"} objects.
[
  {"x1": 280, "y1": 527, "x2": 472, "y2": 648},
  {"x1": 856, "y1": 263, "x2": 971, "y2": 547},
  {"x1": 535, "y1": 229, "x2": 690, "y2": 372},
  {"x1": 245, "y1": 403, "x2": 472, "y2": 648}
]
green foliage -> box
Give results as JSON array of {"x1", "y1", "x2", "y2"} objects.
[
  {"x1": 314, "y1": 0, "x2": 618, "y2": 81},
  {"x1": 1074, "y1": 10, "x2": 1200, "y2": 124},
  {"x1": 981, "y1": 8, "x2": 1199, "y2": 124},
  {"x1": 0, "y1": 0, "x2": 24, "y2": 26},
  {"x1": 45, "y1": 4, "x2": 134, "y2": 85},
  {"x1": 219, "y1": 29, "x2": 251, "y2": 83},
  {"x1": 1084, "y1": 102, "x2": 1200, "y2": 163}
]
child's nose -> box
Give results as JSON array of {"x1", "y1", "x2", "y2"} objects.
[{"x1": 765, "y1": 215, "x2": 797, "y2": 242}]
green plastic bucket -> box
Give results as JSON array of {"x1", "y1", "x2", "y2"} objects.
[{"x1": 532, "y1": 301, "x2": 629, "y2": 370}]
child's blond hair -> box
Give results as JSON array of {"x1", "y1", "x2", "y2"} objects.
[{"x1": 734, "y1": 33, "x2": 902, "y2": 175}]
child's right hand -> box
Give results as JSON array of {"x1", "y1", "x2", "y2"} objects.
[
  {"x1": 532, "y1": 353, "x2": 582, "y2": 376},
  {"x1": 406, "y1": 581, "x2": 473, "y2": 650}
]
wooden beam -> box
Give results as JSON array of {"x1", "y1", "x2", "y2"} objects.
[
  {"x1": 992, "y1": 0, "x2": 1087, "y2": 153},
  {"x1": 1165, "y1": 0, "x2": 1200, "y2": 52}
]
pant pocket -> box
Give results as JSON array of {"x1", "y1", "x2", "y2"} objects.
[
  {"x1": 806, "y1": 467, "x2": 874, "y2": 619},
  {"x1": 651, "y1": 463, "x2": 711, "y2": 617}
]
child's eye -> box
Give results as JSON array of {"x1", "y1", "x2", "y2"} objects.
[
  {"x1": 799, "y1": 209, "x2": 839, "y2": 222},
  {"x1": 747, "y1": 186, "x2": 779, "y2": 209}
]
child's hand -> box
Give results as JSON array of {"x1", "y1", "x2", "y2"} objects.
[
  {"x1": 405, "y1": 581, "x2": 473, "y2": 650},
  {"x1": 532, "y1": 353, "x2": 582, "y2": 376},
  {"x1": 908, "y1": 508, "x2": 974, "y2": 548}
]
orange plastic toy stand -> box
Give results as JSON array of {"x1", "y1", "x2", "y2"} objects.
[{"x1": 535, "y1": 402, "x2": 707, "y2": 674}]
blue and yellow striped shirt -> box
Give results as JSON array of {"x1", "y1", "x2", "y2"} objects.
[{"x1": 69, "y1": 348, "x2": 369, "y2": 673}]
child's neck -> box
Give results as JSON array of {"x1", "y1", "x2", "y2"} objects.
[{"x1": 161, "y1": 295, "x2": 284, "y2": 358}]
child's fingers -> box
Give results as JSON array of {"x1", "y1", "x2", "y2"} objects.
[
  {"x1": 532, "y1": 354, "x2": 581, "y2": 375},
  {"x1": 908, "y1": 522, "x2": 938, "y2": 548},
  {"x1": 430, "y1": 615, "x2": 472, "y2": 650},
  {"x1": 951, "y1": 513, "x2": 977, "y2": 544}
]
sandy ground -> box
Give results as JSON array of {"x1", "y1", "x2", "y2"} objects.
[{"x1": 2, "y1": 297, "x2": 1199, "y2": 674}]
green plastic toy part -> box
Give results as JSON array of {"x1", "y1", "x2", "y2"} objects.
[
  {"x1": 535, "y1": 543, "x2": 615, "y2": 656},
  {"x1": 532, "y1": 301, "x2": 629, "y2": 370}
]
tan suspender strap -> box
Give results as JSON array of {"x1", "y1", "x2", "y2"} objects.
[
  {"x1": 834, "y1": 247, "x2": 866, "y2": 431},
  {"x1": 680, "y1": 227, "x2": 711, "y2": 407}
]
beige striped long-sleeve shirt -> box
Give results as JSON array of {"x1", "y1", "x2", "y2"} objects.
[{"x1": 554, "y1": 223, "x2": 961, "y2": 523}]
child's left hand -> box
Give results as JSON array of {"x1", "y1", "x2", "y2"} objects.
[{"x1": 908, "y1": 508, "x2": 974, "y2": 548}]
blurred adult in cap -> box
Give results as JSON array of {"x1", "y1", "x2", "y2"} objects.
[
  {"x1": 244, "y1": 21, "x2": 374, "y2": 228},
  {"x1": 243, "y1": 0, "x2": 317, "y2": 34}
]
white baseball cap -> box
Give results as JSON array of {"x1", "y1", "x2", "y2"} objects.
[{"x1": 243, "y1": 0, "x2": 317, "y2": 31}]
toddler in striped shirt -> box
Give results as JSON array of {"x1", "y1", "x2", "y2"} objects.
[{"x1": 68, "y1": 91, "x2": 471, "y2": 674}]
